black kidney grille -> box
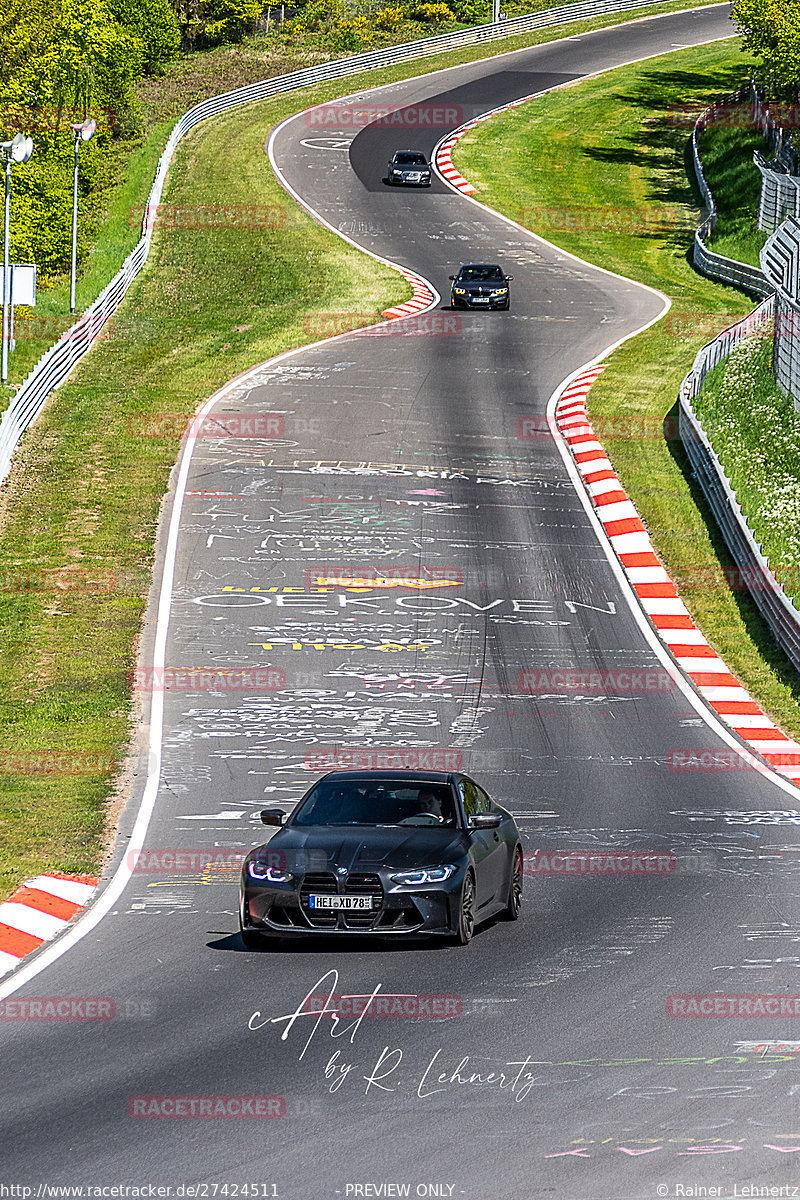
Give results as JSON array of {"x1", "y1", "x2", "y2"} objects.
[
  {"x1": 299, "y1": 871, "x2": 383, "y2": 930},
  {"x1": 300, "y1": 872, "x2": 338, "y2": 928},
  {"x1": 343, "y1": 873, "x2": 382, "y2": 928}
]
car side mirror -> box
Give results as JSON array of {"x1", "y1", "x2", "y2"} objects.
[
  {"x1": 260, "y1": 808, "x2": 286, "y2": 826},
  {"x1": 506, "y1": 275, "x2": 514, "y2": 281},
  {"x1": 468, "y1": 813, "x2": 502, "y2": 829},
  {"x1": 448, "y1": 275, "x2": 456, "y2": 280}
]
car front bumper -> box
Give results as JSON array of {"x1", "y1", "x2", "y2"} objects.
[
  {"x1": 240, "y1": 874, "x2": 461, "y2": 937},
  {"x1": 452, "y1": 293, "x2": 509, "y2": 309}
]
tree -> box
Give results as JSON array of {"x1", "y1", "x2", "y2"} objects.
[
  {"x1": 0, "y1": 0, "x2": 148, "y2": 280},
  {"x1": 108, "y1": 0, "x2": 181, "y2": 75},
  {"x1": 733, "y1": 0, "x2": 800, "y2": 97}
]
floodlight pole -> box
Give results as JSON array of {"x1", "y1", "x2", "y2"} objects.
[
  {"x1": 69, "y1": 120, "x2": 95, "y2": 316},
  {"x1": 2, "y1": 153, "x2": 11, "y2": 386},
  {"x1": 70, "y1": 135, "x2": 79, "y2": 314},
  {"x1": 492, "y1": 0, "x2": 499, "y2": 20}
]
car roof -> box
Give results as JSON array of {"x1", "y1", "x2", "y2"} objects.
[
  {"x1": 318, "y1": 769, "x2": 454, "y2": 784},
  {"x1": 458, "y1": 263, "x2": 502, "y2": 269}
]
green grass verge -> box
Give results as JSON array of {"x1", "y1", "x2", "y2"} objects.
[
  {"x1": 454, "y1": 40, "x2": 800, "y2": 735},
  {"x1": 700, "y1": 118, "x2": 767, "y2": 267},
  {"x1": 695, "y1": 332, "x2": 800, "y2": 598},
  {"x1": 0, "y1": 1, "x2": 738, "y2": 903}
]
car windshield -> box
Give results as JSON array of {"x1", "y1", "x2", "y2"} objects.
[
  {"x1": 293, "y1": 780, "x2": 457, "y2": 826},
  {"x1": 458, "y1": 265, "x2": 504, "y2": 281},
  {"x1": 395, "y1": 153, "x2": 427, "y2": 165}
]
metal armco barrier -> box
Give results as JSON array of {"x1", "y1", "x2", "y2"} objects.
[
  {"x1": 678, "y1": 296, "x2": 800, "y2": 675},
  {"x1": 761, "y1": 215, "x2": 800, "y2": 407},
  {"x1": 0, "y1": 0, "x2": 708, "y2": 487},
  {"x1": 691, "y1": 86, "x2": 774, "y2": 299}
]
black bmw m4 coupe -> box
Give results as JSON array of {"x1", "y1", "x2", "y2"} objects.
[{"x1": 238, "y1": 770, "x2": 523, "y2": 947}]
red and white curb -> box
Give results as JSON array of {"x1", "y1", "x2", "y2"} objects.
[
  {"x1": 436, "y1": 134, "x2": 478, "y2": 194},
  {"x1": 558, "y1": 367, "x2": 800, "y2": 786},
  {"x1": 434, "y1": 95, "x2": 538, "y2": 193},
  {"x1": 381, "y1": 268, "x2": 436, "y2": 319},
  {"x1": 0, "y1": 872, "x2": 98, "y2": 976}
]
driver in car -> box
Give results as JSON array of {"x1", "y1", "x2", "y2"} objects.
[{"x1": 415, "y1": 789, "x2": 446, "y2": 823}]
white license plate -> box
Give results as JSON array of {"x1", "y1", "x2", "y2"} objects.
[
  {"x1": 471, "y1": 297, "x2": 489, "y2": 304},
  {"x1": 407, "y1": 174, "x2": 421, "y2": 180},
  {"x1": 308, "y1": 894, "x2": 376, "y2": 910}
]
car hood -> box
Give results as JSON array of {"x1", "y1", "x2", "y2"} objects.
[
  {"x1": 456, "y1": 281, "x2": 504, "y2": 290},
  {"x1": 257, "y1": 825, "x2": 467, "y2": 873}
]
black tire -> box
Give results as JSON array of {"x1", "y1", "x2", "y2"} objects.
[
  {"x1": 454, "y1": 870, "x2": 476, "y2": 945},
  {"x1": 239, "y1": 900, "x2": 278, "y2": 949},
  {"x1": 502, "y1": 846, "x2": 523, "y2": 921}
]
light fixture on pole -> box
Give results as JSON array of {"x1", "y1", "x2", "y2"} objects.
[
  {"x1": 69, "y1": 118, "x2": 96, "y2": 316},
  {"x1": 1, "y1": 133, "x2": 33, "y2": 387}
]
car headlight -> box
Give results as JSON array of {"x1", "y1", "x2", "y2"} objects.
[
  {"x1": 453, "y1": 287, "x2": 466, "y2": 294},
  {"x1": 490, "y1": 288, "x2": 508, "y2": 295},
  {"x1": 391, "y1": 865, "x2": 456, "y2": 885},
  {"x1": 247, "y1": 858, "x2": 291, "y2": 882}
]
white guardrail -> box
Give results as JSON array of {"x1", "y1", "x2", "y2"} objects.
[
  {"x1": 681, "y1": 88, "x2": 800, "y2": 672},
  {"x1": 691, "y1": 86, "x2": 774, "y2": 298},
  {"x1": 678, "y1": 298, "x2": 800, "y2": 674},
  {"x1": 0, "y1": 0, "x2": 708, "y2": 485}
]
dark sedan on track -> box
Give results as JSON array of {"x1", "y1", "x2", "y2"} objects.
[
  {"x1": 386, "y1": 150, "x2": 432, "y2": 186},
  {"x1": 450, "y1": 263, "x2": 513, "y2": 310},
  {"x1": 238, "y1": 770, "x2": 523, "y2": 947}
]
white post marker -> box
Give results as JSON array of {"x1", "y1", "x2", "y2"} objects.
[{"x1": 0, "y1": 134, "x2": 33, "y2": 385}]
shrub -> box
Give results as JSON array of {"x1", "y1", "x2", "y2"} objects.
[
  {"x1": 373, "y1": 4, "x2": 405, "y2": 28},
  {"x1": 411, "y1": 2, "x2": 454, "y2": 20}
]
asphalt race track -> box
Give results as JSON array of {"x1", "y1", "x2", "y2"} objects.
[{"x1": 9, "y1": 6, "x2": 800, "y2": 1197}]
